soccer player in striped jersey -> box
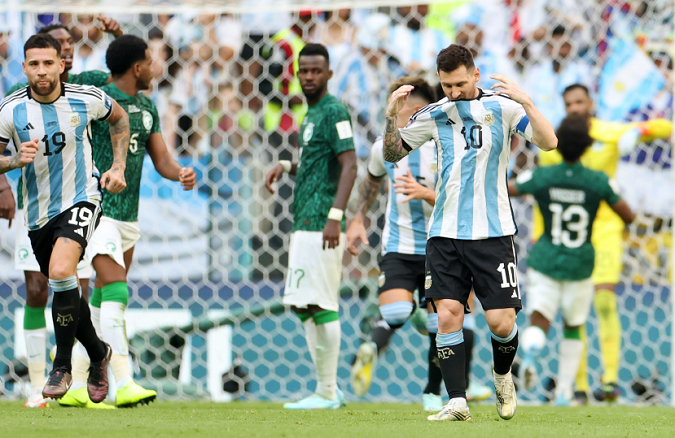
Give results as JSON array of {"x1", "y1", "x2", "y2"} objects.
[
  {"x1": 0, "y1": 19, "x2": 123, "y2": 408},
  {"x1": 59, "y1": 34, "x2": 196, "y2": 409},
  {"x1": 534, "y1": 84, "x2": 672, "y2": 404},
  {"x1": 347, "y1": 76, "x2": 490, "y2": 410},
  {"x1": 384, "y1": 44, "x2": 557, "y2": 421},
  {"x1": 0, "y1": 33, "x2": 130, "y2": 401},
  {"x1": 509, "y1": 114, "x2": 634, "y2": 406}
]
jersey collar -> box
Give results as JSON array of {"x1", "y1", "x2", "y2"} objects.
[{"x1": 26, "y1": 82, "x2": 67, "y2": 105}]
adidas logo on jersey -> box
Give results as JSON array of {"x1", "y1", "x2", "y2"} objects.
[
  {"x1": 446, "y1": 118, "x2": 455, "y2": 125},
  {"x1": 74, "y1": 228, "x2": 84, "y2": 237},
  {"x1": 511, "y1": 290, "x2": 518, "y2": 298},
  {"x1": 24, "y1": 123, "x2": 34, "y2": 130}
]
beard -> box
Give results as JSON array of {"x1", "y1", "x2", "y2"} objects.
[
  {"x1": 30, "y1": 78, "x2": 59, "y2": 96},
  {"x1": 302, "y1": 84, "x2": 325, "y2": 100}
]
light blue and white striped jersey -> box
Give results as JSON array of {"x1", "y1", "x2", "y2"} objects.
[
  {"x1": 398, "y1": 89, "x2": 534, "y2": 240},
  {"x1": 0, "y1": 84, "x2": 113, "y2": 230},
  {"x1": 368, "y1": 138, "x2": 437, "y2": 255}
]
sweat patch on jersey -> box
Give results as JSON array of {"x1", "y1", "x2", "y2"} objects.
[{"x1": 335, "y1": 120, "x2": 353, "y2": 140}]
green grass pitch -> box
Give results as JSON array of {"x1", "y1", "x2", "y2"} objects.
[{"x1": 1, "y1": 401, "x2": 674, "y2": 438}]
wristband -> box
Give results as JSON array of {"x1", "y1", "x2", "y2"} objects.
[
  {"x1": 328, "y1": 208, "x2": 344, "y2": 221},
  {"x1": 279, "y1": 160, "x2": 292, "y2": 173}
]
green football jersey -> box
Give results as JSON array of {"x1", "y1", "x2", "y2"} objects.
[
  {"x1": 7, "y1": 71, "x2": 110, "y2": 209},
  {"x1": 292, "y1": 94, "x2": 354, "y2": 232},
  {"x1": 515, "y1": 162, "x2": 621, "y2": 281},
  {"x1": 91, "y1": 83, "x2": 161, "y2": 222}
]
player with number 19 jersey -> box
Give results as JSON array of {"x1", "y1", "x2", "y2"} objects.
[
  {"x1": 90, "y1": 83, "x2": 160, "y2": 222},
  {"x1": 0, "y1": 84, "x2": 113, "y2": 230}
]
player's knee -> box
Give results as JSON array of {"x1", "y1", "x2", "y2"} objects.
[
  {"x1": 594, "y1": 290, "x2": 617, "y2": 319},
  {"x1": 380, "y1": 302, "x2": 413, "y2": 329},
  {"x1": 489, "y1": 317, "x2": 517, "y2": 339},
  {"x1": 49, "y1": 260, "x2": 77, "y2": 281}
]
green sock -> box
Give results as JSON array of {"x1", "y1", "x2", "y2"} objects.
[
  {"x1": 91, "y1": 287, "x2": 103, "y2": 308},
  {"x1": 101, "y1": 282, "x2": 129, "y2": 305},
  {"x1": 313, "y1": 310, "x2": 339, "y2": 326},
  {"x1": 24, "y1": 305, "x2": 46, "y2": 330}
]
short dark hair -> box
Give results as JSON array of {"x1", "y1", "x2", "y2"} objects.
[
  {"x1": 38, "y1": 24, "x2": 69, "y2": 35},
  {"x1": 388, "y1": 76, "x2": 436, "y2": 104},
  {"x1": 556, "y1": 114, "x2": 593, "y2": 162},
  {"x1": 24, "y1": 33, "x2": 61, "y2": 57},
  {"x1": 552, "y1": 24, "x2": 567, "y2": 37},
  {"x1": 298, "y1": 43, "x2": 330, "y2": 66},
  {"x1": 436, "y1": 44, "x2": 474, "y2": 73},
  {"x1": 562, "y1": 83, "x2": 590, "y2": 98},
  {"x1": 106, "y1": 35, "x2": 148, "y2": 77}
]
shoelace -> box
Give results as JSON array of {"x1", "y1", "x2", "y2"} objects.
[
  {"x1": 495, "y1": 377, "x2": 513, "y2": 402},
  {"x1": 88, "y1": 362, "x2": 103, "y2": 383},
  {"x1": 47, "y1": 367, "x2": 69, "y2": 385}
]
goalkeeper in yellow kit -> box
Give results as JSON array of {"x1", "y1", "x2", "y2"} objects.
[{"x1": 532, "y1": 84, "x2": 672, "y2": 403}]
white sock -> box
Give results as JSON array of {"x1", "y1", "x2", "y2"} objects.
[
  {"x1": 71, "y1": 342, "x2": 90, "y2": 390},
  {"x1": 302, "y1": 318, "x2": 317, "y2": 366},
  {"x1": 24, "y1": 328, "x2": 46, "y2": 388},
  {"x1": 521, "y1": 326, "x2": 547, "y2": 358},
  {"x1": 90, "y1": 304, "x2": 101, "y2": 337},
  {"x1": 100, "y1": 301, "x2": 131, "y2": 387},
  {"x1": 556, "y1": 339, "x2": 584, "y2": 400},
  {"x1": 314, "y1": 319, "x2": 341, "y2": 400}
]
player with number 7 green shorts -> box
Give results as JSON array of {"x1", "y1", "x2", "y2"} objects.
[{"x1": 508, "y1": 114, "x2": 634, "y2": 406}]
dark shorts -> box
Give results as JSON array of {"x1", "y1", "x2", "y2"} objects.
[
  {"x1": 28, "y1": 201, "x2": 101, "y2": 277},
  {"x1": 425, "y1": 236, "x2": 522, "y2": 312},
  {"x1": 378, "y1": 252, "x2": 427, "y2": 305}
]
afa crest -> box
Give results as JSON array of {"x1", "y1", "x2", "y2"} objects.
[
  {"x1": 425, "y1": 274, "x2": 432, "y2": 290},
  {"x1": 69, "y1": 113, "x2": 81, "y2": 127},
  {"x1": 482, "y1": 111, "x2": 495, "y2": 127}
]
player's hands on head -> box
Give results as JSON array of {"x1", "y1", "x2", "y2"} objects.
[
  {"x1": 323, "y1": 219, "x2": 341, "y2": 250},
  {"x1": 101, "y1": 166, "x2": 127, "y2": 194},
  {"x1": 12, "y1": 138, "x2": 38, "y2": 169},
  {"x1": 0, "y1": 187, "x2": 15, "y2": 228},
  {"x1": 265, "y1": 164, "x2": 285, "y2": 194},
  {"x1": 386, "y1": 85, "x2": 415, "y2": 118},
  {"x1": 179, "y1": 167, "x2": 197, "y2": 190},
  {"x1": 98, "y1": 16, "x2": 123, "y2": 37},
  {"x1": 490, "y1": 74, "x2": 531, "y2": 106},
  {"x1": 393, "y1": 168, "x2": 430, "y2": 203},
  {"x1": 346, "y1": 218, "x2": 369, "y2": 255}
]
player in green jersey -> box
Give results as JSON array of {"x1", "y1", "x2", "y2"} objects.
[
  {"x1": 266, "y1": 43, "x2": 357, "y2": 410},
  {"x1": 0, "y1": 18, "x2": 123, "y2": 409},
  {"x1": 508, "y1": 114, "x2": 634, "y2": 406},
  {"x1": 58, "y1": 35, "x2": 196, "y2": 409}
]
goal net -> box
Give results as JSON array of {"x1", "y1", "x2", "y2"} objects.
[{"x1": 0, "y1": 0, "x2": 672, "y2": 405}]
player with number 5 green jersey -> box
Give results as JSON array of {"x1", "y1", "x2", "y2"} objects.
[{"x1": 90, "y1": 83, "x2": 160, "y2": 222}]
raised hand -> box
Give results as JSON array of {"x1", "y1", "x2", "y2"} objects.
[
  {"x1": 386, "y1": 85, "x2": 415, "y2": 118},
  {"x1": 490, "y1": 74, "x2": 532, "y2": 106}
]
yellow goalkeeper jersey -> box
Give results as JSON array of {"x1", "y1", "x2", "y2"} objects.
[{"x1": 534, "y1": 117, "x2": 672, "y2": 234}]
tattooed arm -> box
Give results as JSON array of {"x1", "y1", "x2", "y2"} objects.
[
  {"x1": 383, "y1": 85, "x2": 416, "y2": 163},
  {"x1": 0, "y1": 139, "x2": 38, "y2": 175},
  {"x1": 346, "y1": 171, "x2": 384, "y2": 255},
  {"x1": 100, "y1": 100, "x2": 130, "y2": 193}
]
